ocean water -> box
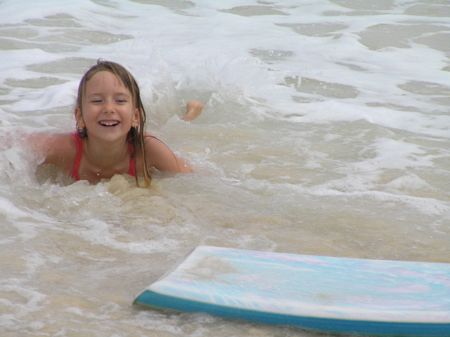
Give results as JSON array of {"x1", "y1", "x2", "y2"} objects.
[{"x1": 0, "y1": 0, "x2": 449, "y2": 336}]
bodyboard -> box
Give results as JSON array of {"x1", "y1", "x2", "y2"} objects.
[{"x1": 134, "y1": 246, "x2": 450, "y2": 336}]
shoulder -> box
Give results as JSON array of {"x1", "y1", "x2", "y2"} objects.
[
  {"x1": 28, "y1": 133, "x2": 76, "y2": 167},
  {"x1": 142, "y1": 134, "x2": 176, "y2": 169},
  {"x1": 143, "y1": 134, "x2": 192, "y2": 173}
]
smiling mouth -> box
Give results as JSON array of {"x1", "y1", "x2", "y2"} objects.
[{"x1": 98, "y1": 120, "x2": 120, "y2": 127}]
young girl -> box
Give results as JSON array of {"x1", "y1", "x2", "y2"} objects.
[{"x1": 30, "y1": 60, "x2": 203, "y2": 186}]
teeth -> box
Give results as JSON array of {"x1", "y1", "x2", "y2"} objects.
[{"x1": 99, "y1": 121, "x2": 119, "y2": 126}]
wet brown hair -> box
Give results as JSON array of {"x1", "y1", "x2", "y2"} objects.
[{"x1": 76, "y1": 59, "x2": 151, "y2": 186}]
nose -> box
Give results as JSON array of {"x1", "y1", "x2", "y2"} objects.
[{"x1": 103, "y1": 99, "x2": 115, "y2": 114}]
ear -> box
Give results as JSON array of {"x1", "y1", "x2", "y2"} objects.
[
  {"x1": 132, "y1": 108, "x2": 140, "y2": 127},
  {"x1": 75, "y1": 107, "x2": 85, "y2": 128}
]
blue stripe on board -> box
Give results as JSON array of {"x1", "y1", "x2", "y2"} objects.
[{"x1": 134, "y1": 290, "x2": 450, "y2": 337}]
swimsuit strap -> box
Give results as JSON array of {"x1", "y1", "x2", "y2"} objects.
[
  {"x1": 127, "y1": 142, "x2": 136, "y2": 177},
  {"x1": 71, "y1": 132, "x2": 83, "y2": 181}
]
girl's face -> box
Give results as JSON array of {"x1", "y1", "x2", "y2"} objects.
[{"x1": 76, "y1": 71, "x2": 139, "y2": 142}]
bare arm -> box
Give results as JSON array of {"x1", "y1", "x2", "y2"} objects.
[{"x1": 142, "y1": 100, "x2": 201, "y2": 172}]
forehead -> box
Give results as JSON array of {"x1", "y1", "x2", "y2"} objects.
[{"x1": 85, "y1": 70, "x2": 130, "y2": 94}]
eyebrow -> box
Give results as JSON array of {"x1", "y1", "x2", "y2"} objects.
[{"x1": 87, "y1": 92, "x2": 131, "y2": 97}]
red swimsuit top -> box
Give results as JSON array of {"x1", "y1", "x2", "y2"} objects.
[{"x1": 71, "y1": 133, "x2": 136, "y2": 181}]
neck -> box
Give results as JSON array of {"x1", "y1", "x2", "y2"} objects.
[{"x1": 83, "y1": 136, "x2": 129, "y2": 170}]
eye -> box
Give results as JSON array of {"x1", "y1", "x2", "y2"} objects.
[
  {"x1": 115, "y1": 95, "x2": 130, "y2": 104},
  {"x1": 90, "y1": 98, "x2": 103, "y2": 104}
]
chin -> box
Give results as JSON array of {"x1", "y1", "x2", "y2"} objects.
[{"x1": 90, "y1": 129, "x2": 129, "y2": 142}]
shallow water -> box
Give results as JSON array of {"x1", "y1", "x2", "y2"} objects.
[{"x1": 1, "y1": 0, "x2": 449, "y2": 336}]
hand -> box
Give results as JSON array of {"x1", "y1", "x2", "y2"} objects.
[{"x1": 182, "y1": 100, "x2": 204, "y2": 121}]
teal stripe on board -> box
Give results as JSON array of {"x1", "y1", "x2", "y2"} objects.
[{"x1": 134, "y1": 290, "x2": 450, "y2": 337}]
